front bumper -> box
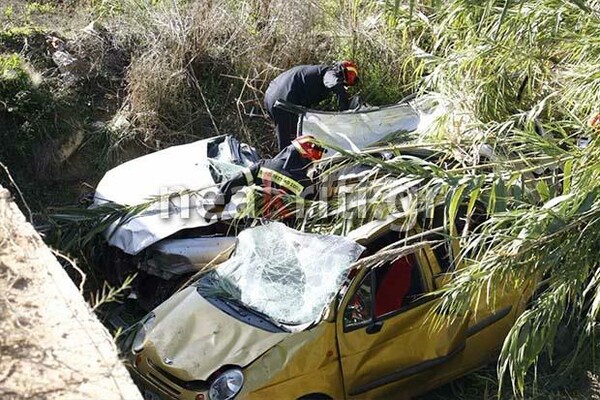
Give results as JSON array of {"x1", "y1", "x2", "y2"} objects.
[{"x1": 128, "y1": 352, "x2": 210, "y2": 400}]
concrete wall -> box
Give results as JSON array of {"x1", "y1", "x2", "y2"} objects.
[{"x1": 0, "y1": 186, "x2": 142, "y2": 400}]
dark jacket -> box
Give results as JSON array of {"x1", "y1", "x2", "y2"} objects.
[{"x1": 264, "y1": 64, "x2": 350, "y2": 113}]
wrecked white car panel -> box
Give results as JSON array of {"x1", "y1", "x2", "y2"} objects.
[
  {"x1": 300, "y1": 94, "x2": 446, "y2": 155},
  {"x1": 94, "y1": 135, "x2": 258, "y2": 254},
  {"x1": 302, "y1": 103, "x2": 419, "y2": 154},
  {"x1": 150, "y1": 236, "x2": 236, "y2": 266},
  {"x1": 196, "y1": 222, "x2": 365, "y2": 326},
  {"x1": 95, "y1": 136, "x2": 258, "y2": 206},
  {"x1": 139, "y1": 236, "x2": 237, "y2": 280},
  {"x1": 94, "y1": 96, "x2": 446, "y2": 255}
]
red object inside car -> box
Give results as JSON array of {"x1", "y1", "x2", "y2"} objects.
[{"x1": 374, "y1": 257, "x2": 413, "y2": 317}]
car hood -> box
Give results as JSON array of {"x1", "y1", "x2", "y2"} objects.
[{"x1": 145, "y1": 287, "x2": 290, "y2": 381}]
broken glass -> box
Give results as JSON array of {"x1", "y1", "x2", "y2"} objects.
[{"x1": 196, "y1": 222, "x2": 365, "y2": 326}]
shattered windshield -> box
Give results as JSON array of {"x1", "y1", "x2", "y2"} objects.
[{"x1": 196, "y1": 222, "x2": 365, "y2": 326}]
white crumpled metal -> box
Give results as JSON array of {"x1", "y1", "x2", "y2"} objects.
[
  {"x1": 93, "y1": 136, "x2": 259, "y2": 254},
  {"x1": 206, "y1": 222, "x2": 365, "y2": 325},
  {"x1": 301, "y1": 103, "x2": 419, "y2": 155},
  {"x1": 300, "y1": 94, "x2": 447, "y2": 155}
]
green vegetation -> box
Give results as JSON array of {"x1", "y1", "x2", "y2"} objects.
[
  {"x1": 24, "y1": 2, "x2": 55, "y2": 16},
  {"x1": 3, "y1": 5, "x2": 14, "y2": 20},
  {"x1": 1, "y1": 0, "x2": 599, "y2": 398},
  {"x1": 0, "y1": 53, "x2": 30, "y2": 87},
  {"x1": 0, "y1": 53, "x2": 55, "y2": 172}
]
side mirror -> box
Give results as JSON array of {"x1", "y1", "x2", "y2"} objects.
[{"x1": 366, "y1": 320, "x2": 383, "y2": 335}]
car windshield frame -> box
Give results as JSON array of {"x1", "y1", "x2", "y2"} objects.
[
  {"x1": 197, "y1": 275, "x2": 290, "y2": 333},
  {"x1": 193, "y1": 222, "x2": 365, "y2": 328}
]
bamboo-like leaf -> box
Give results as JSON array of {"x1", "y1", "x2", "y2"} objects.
[
  {"x1": 493, "y1": 0, "x2": 512, "y2": 40},
  {"x1": 467, "y1": 185, "x2": 482, "y2": 217},
  {"x1": 447, "y1": 183, "x2": 467, "y2": 237},
  {"x1": 567, "y1": 0, "x2": 591, "y2": 13},
  {"x1": 562, "y1": 158, "x2": 573, "y2": 195},
  {"x1": 536, "y1": 179, "x2": 550, "y2": 202}
]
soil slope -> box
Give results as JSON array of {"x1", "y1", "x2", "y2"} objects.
[{"x1": 0, "y1": 186, "x2": 141, "y2": 400}]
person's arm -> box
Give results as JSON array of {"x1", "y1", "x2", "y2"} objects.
[
  {"x1": 333, "y1": 84, "x2": 350, "y2": 111},
  {"x1": 323, "y1": 69, "x2": 350, "y2": 111}
]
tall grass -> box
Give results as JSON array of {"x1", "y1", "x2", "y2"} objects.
[{"x1": 97, "y1": 0, "x2": 340, "y2": 153}]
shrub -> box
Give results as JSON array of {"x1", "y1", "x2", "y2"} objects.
[{"x1": 0, "y1": 53, "x2": 55, "y2": 169}]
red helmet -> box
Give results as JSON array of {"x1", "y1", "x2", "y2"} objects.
[
  {"x1": 341, "y1": 60, "x2": 359, "y2": 86},
  {"x1": 293, "y1": 135, "x2": 325, "y2": 161}
]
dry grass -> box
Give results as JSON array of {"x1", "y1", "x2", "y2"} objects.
[
  {"x1": 84, "y1": 0, "x2": 421, "y2": 156},
  {"x1": 2, "y1": 1, "x2": 422, "y2": 161},
  {"x1": 106, "y1": 0, "x2": 336, "y2": 155}
]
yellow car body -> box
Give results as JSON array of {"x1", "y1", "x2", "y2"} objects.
[{"x1": 128, "y1": 220, "x2": 531, "y2": 400}]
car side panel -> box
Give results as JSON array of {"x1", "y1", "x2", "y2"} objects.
[
  {"x1": 336, "y1": 249, "x2": 473, "y2": 399},
  {"x1": 340, "y1": 295, "x2": 523, "y2": 399},
  {"x1": 340, "y1": 300, "x2": 469, "y2": 399},
  {"x1": 356, "y1": 306, "x2": 517, "y2": 399},
  {"x1": 240, "y1": 322, "x2": 344, "y2": 400}
]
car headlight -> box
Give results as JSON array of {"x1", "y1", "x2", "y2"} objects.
[
  {"x1": 209, "y1": 368, "x2": 244, "y2": 400},
  {"x1": 132, "y1": 313, "x2": 156, "y2": 353}
]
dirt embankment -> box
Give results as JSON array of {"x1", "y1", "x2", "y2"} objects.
[{"x1": 0, "y1": 186, "x2": 141, "y2": 400}]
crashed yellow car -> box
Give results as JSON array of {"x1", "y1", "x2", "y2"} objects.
[{"x1": 128, "y1": 219, "x2": 529, "y2": 400}]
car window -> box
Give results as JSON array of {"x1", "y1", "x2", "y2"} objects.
[
  {"x1": 422, "y1": 204, "x2": 487, "y2": 273},
  {"x1": 343, "y1": 254, "x2": 426, "y2": 330},
  {"x1": 343, "y1": 273, "x2": 373, "y2": 328},
  {"x1": 373, "y1": 255, "x2": 422, "y2": 317}
]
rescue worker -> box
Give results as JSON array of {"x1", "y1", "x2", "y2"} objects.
[
  {"x1": 264, "y1": 61, "x2": 359, "y2": 151},
  {"x1": 219, "y1": 135, "x2": 325, "y2": 219}
]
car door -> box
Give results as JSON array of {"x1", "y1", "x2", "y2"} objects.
[
  {"x1": 424, "y1": 219, "x2": 527, "y2": 363},
  {"x1": 336, "y1": 246, "x2": 470, "y2": 399}
]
